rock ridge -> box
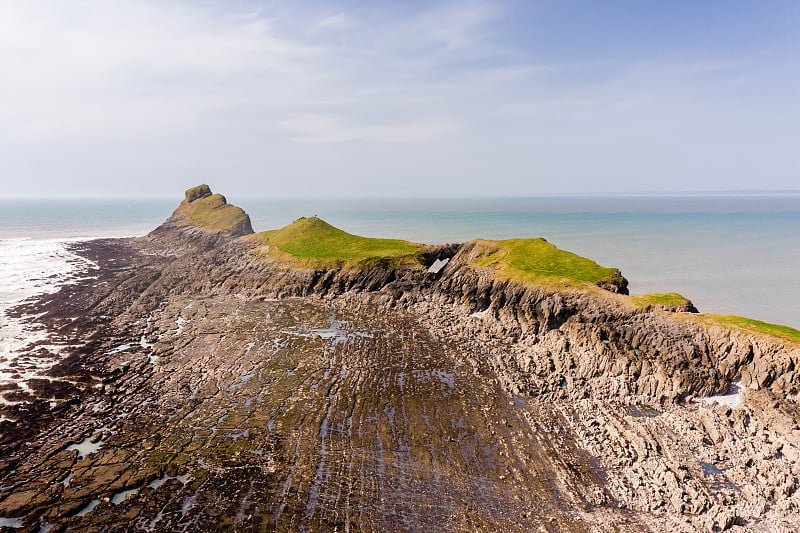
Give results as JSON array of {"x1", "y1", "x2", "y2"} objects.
[
  {"x1": 139, "y1": 188, "x2": 800, "y2": 407},
  {"x1": 2, "y1": 186, "x2": 800, "y2": 531}
]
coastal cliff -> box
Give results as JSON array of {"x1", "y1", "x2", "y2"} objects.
[{"x1": 1, "y1": 186, "x2": 799, "y2": 532}]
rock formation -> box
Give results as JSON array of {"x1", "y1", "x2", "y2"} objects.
[{"x1": 1, "y1": 186, "x2": 798, "y2": 532}]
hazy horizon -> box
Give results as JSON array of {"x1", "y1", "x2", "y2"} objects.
[
  {"x1": 4, "y1": 188, "x2": 800, "y2": 201},
  {"x1": 1, "y1": 1, "x2": 799, "y2": 198}
]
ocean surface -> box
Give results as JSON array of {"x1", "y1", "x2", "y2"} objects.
[{"x1": 1, "y1": 194, "x2": 799, "y2": 378}]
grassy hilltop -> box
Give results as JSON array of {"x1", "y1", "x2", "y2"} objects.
[
  {"x1": 172, "y1": 184, "x2": 253, "y2": 236},
  {"x1": 247, "y1": 215, "x2": 626, "y2": 292},
  {"x1": 173, "y1": 185, "x2": 800, "y2": 347},
  {"x1": 468, "y1": 237, "x2": 626, "y2": 291},
  {"x1": 249, "y1": 216, "x2": 426, "y2": 269},
  {"x1": 246, "y1": 214, "x2": 800, "y2": 347}
]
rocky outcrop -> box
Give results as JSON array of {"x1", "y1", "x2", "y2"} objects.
[
  {"x1": 139, "y1": 191, "x2": 800, "y2": 416},
  {"x1": 193, "y1": 234, "x2": 800, "y2": 406},
  {"x1": 2, "y1": 189, "x2": 799, "y2": 532},
  {"x1": 152, "y1": 184, "x2": 254, "y2": 239},
  {"x1": 424, "y1": 265, "x2": 799, "y2": 402},
  {"x1": 184, "y1": 183, "x2": 213, "y2": 203}
]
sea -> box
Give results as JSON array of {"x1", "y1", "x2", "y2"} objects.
[{"x1": 2, "y1": 194, "x2": 799, "y2": 387}]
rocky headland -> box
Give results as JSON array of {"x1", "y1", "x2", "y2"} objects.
[{"x1": 1, "y1": 185, "x2": 799, "y2": 532}]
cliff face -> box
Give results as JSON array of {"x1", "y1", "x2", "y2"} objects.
[
  {"x1": 426, "y1": 263, "x2": 798, "y2": 403},
  {"x1": 145, "y1": 212, "x2": 798, "y2": 406},
  {"x1": 2, "y1": 187, "x2": 800, "y2": 532}
]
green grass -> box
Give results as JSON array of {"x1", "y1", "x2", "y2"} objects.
[
  {"x1": 692, "y1": 314, "x2": 800, "y2": 346},
  {"x1": 250, "y1": 217, "x2": 425, "y2": 269},
  {"x1": 629, "y1": 293, "x2": 692, "y2": 308},
  {"x1": 180, "y1": 193, "x2": 251, "y2": 234},
  {"x1": 471, "y1": 238, "x2": 623, "y2": 289}
]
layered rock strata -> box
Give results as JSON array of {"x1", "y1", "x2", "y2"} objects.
[{"x1": 0, "y1": 188, "x2": 798, "y2": 532}]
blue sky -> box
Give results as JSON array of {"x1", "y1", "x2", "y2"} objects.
[{"x1": 0, "y1": 1, "x2": 798, "y2": 197}]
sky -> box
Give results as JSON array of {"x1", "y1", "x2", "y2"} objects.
[{"x1": 1, "y1": 0, "x2": 799, "y2": 198}]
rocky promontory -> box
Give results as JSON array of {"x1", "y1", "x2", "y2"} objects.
[{"x1": 1, "y1": 186, "x2": 799, "y2": 532}]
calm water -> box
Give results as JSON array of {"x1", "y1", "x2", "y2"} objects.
[{"x1": 1, "y1": 195, "x2": 799, "y2": 331}]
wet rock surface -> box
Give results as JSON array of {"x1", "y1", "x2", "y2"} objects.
[{"x1": 1, "y1": 223, "x2": 799, "y2": 532}]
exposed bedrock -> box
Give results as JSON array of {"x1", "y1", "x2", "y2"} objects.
[
  {"x1": 138, "y1": 226, "x2": 798, "y2": 408},
  {"x1": 2, "y1": 201, "x2": 799, "y2": 531},
  {"x1": 425, "y1": 266, "x2": 797, "y2": 403}
]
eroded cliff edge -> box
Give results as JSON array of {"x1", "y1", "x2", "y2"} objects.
[{"x1": 1, "y1": 186, "x2": 798, "y2": 532}]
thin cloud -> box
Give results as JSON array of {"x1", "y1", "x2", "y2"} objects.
[
  {"x1": 281, "y1": 114, "x2": 458, "y2": 143},
  {"x1": 0, "y1": 0, "x2": 797, "y2": 196}
]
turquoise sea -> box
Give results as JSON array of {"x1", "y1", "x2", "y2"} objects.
[{"x1": 1, "y1": 194, "x2": 799, "y2": 332}]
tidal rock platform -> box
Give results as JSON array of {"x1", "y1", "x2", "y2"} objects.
[{"x1": 1, "y1": 186, "x2": 799, "y2": 532}]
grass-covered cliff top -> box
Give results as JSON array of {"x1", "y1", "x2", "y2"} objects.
[
  {"x1": 248, "y1": 216, "x2": 426, "y2": 269},
  {"x1": 166, "y1": 186, "x2": 800, "y2": 347},
  {"x1": 247, "y1": 219, "x2": 625, "y2": 290},
  {"x1": 687, "y1": 314, "x2": 800, "y2": 347},
  {"x1": 468, "y1": 238, "x2": 625, "y2": 291},
  {"x1": 629, "y1": 292, "x2": 694, "y2": 309},
  {"x1": 173, "y1": 184, "x2": 253, "y2": 236}
]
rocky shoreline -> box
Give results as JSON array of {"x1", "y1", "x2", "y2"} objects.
[{"x1": 1, "y1": 190, "x2": 799, "y2": 532}]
